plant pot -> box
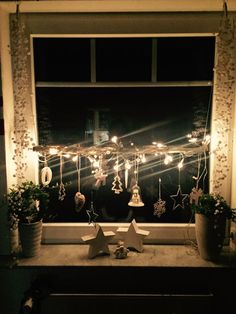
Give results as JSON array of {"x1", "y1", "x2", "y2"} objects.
[
  {"x1": 195, "y1": 213, "x2": 226, "y2": 261},
  {"x1": 19, "y1": 220, "x2": 43, "y2": 257}
]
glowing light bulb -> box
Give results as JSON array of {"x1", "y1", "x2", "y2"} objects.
[
  {"x1": 188, "y1": 137, "x2": 197, "y2": 143},
  {"x1": 177, "y1": 159, "x2": 184, "y2": 169},
  {"x1": 114, "y1": 164, "x2": 119, "y2": 171},
  {"x1": 49, "y1": 148, "x2": 58, "y2": 155},
  {"x1": 125, "y1": 160, "x2": 131, "y2": 170},
  {"x1": 111, "y1": 136, "x2": 118, "y2": 143},
  {"x1": 72, "y1": 156, "x2": 78, "y2": 162},
  {"x1": 141, "y1": 154, "x2": 146, "y2": 163},
  {"x1": 93, "y1": 160, "x2": 100, "y2": 168},
  {"x1": 164, "y1": 155, "x2": 173, "y2": 165}
]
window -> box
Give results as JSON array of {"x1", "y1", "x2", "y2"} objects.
[
  {"x1": 2, "y1": 10, "x2": 234, "y2": 244},
  {"x1": 33, "y1": 36, "x2": 214, "y2": 226}
]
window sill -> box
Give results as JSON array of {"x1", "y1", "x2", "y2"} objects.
[{"x1": 2, "y1": 244, "x2": 235, "y2": 269}]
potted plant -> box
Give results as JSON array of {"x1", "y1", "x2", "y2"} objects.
[
  {"x1": 191, "y1": 192, "x2": 235, "y2": 261},
  {"x1": 7, "y1": 181, "x2": 50, "y2": 257}
]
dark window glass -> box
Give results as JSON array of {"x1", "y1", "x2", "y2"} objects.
[
  {"x1": 156, "y1": 37, "x2": 215, "y2": 81},
  {"x1": 96, "y1": 38, "x2": 152, "y2": 81},
  {"x1": 33, "y1": 38, "x2": 91, "y2": 82},
  {"x1": 34, "y1": 36, "x2": 214, "y2": 224},
  {"x1": 36, "y1": 87, "x2": 211, "y2": 223}
]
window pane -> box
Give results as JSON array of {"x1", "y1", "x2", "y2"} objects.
[
  {"x1": 96, "y1": 38, "x2": 152, "y2": 81},
  {"x1": 33, "y1": 38, "x2": 91, "y2": 82},
  {"x1": 156, "y1": 37, "x2": 215, "y2": 81},
  {"x1": 36, "y1": 87, "x2": 211, "y2": 223}
]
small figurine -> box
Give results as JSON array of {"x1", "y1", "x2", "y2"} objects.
[{"x1": 114, "y1": 241, "x2": 129, "y2": 259}]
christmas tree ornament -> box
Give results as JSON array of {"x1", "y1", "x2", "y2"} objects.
[
  {"x1": 81, "y1": 223, "x2": 115, "y2": 259},
  {"x1": 74, "y1": 156, "x2": 85, "y2": 212},
  {"x1": 117, "y1": 219, "x2": 150, "y2": 252},
  {"x1": 111, "y1": 154, "x2": 123, "y2": 194},
  {"x1": 153, "y1": 178, "x2": 166, "y2": 217}
]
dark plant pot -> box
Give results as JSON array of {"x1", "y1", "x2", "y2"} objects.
[
  {"x1": 195, "y1": 213, "x2": 226, "y2": 261},
  {"x1": 19, "y1": 220, "x2": 43, "y2": 257}
]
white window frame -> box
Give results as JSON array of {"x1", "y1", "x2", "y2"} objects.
[{"x1": 1, "y1": 2, "x2": 235, "y2": 244}]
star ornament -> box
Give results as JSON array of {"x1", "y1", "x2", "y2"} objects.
[
  {"x1": 86, "y1": 201, "x2": 99, "y2": 224},
  {"x1": 116, "y1": 219, "x2": 150, "y2": 253},
  {"x1": 170, "y1": 185, "x2": 188, "y2": 210},
  {"x1": 81, "y1": 224, "x2": 115, "y2": 259}
]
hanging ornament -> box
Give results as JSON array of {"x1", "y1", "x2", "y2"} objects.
[
  {"x1": 153, "y1": 178, "x2": 166, "y2": 217},
  {"x1": 171, "y1": 185, "x2": 188, "y2": 210},
  {"x1": 86, "y1": 191, "x2": 99, "y2": 224},
  {"x1": 41, "y1": 155, "x2": 52, "y2": 186},
  {"x1": 58, "y1": 154, "x2": 66, "y2": 201},
  {"x1": 189, "y1": 187, "x2": 203, "y2": 206},
  {"x1": 41, "y1": 166, "x2": 52, "y2": 186},
  {"x1": 111, "y1": 154, "x2": 123, "y2": 194},
  {"x1": 74, "y1": 155, "x2": 85, "y2": 213},
  {"x1": 94, "y1": 170, "x2": 107, "y2": 188},
  {"x1": 128, "y1": 154, "x2": 144, "y2": 207},
  {"x1": 124, "y1": 160, "x2": 131, "y2": 189},
  {"x1": 111, "y1": 175, "x2": 123, "y2": 194},
  {"x1": 170, "y1": 158, "x2": 188, "y2": 210},
  {"x1": 128, "y1": 184, "x2": 144, "y2": 207}
]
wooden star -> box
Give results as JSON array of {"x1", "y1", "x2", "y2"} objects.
[
  {"x1": 170, "y1": 185, "x2": 188, "y2": 210},
  {"x1": 116, "y1": 219, "x2": 150, "y2": 252},
  {"x1": 81, "y1": 224, "x2": 115, "y2": 259}
]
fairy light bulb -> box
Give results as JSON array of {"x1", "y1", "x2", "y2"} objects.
[
  {"x1": 141, "y1": 154, "x2": 146, "y2": 163},
  {"x1": 188, "y1": 137, "x2": 197, "y2": 143},
  {"x1": 93, "y1": 160, "x2": 100, "y2": 168},
  {"x1": 49, "y1": 147, "x2": 58, "y2": 155},
  {"x1": 203, "y1": 134, "x2": 211, "y2": 145},
  {"x1": 111, "y1": 136, "x2": 118, "y2": 143},
  {"x1": 72, "y1": 156, "x2": 78, "y2": 162},
  {"x1": 164, "y1": 154, "x2": 173, "y2": 165},
  {"x1": 113, "y1": 163, "x2": 119, "y2": 171},
  {"x1": 125, "y1": 160, "x2": 131, "y2": 170},
  {"x1": 157, "y1": 143, "x2": 164, "y2": 148},
  {"x1": 177, "y1": 158, "x2": 184, "y2": 169}
]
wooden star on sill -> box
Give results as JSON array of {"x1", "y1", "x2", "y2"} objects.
[
  {"x1": 81, "y1": 224, "x2": 115, "y2": 259},
  {"x1": 116, "y1": 219, "x2": 150, "y2": 253}
]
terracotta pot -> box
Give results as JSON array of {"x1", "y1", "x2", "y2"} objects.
[
  {"x1": 19, "y1": 220, "x2": 43, "y2": 257},
  {"x1": 195, "y1": 213, "x2": 226, "y2": 261}
]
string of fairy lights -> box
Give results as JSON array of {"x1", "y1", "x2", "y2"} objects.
[{"x1": 33, "y1": 133, "x2": 210, "y2": 223}]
